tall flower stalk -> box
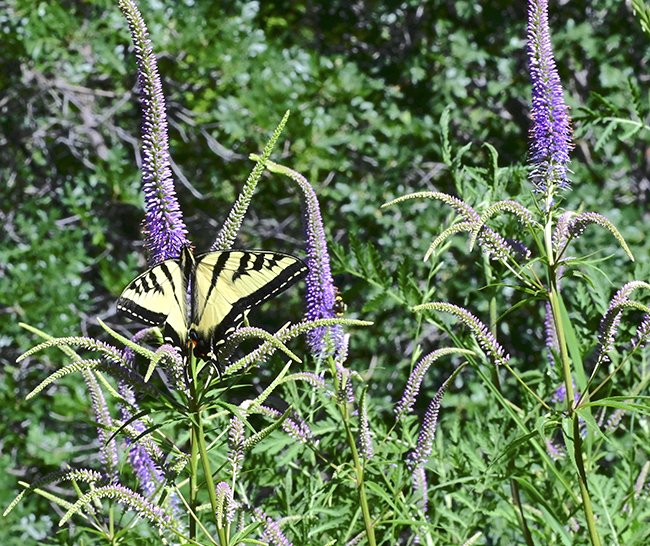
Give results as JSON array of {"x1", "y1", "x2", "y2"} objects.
[{"x1": 528, "y1": 2, "x2": 600, "y2": 544}]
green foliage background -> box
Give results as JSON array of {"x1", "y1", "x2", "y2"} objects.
[{"x1": 1, "y1": 0, "x2": 648, "y2": 543}]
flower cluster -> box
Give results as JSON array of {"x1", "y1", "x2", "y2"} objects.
[
  {"x1": 413, "y1": 302, "x2": 510, "y2": 367},
  {"x1": 215, "y1": 481, "x2": 236, "y2": 527},
  {"x1": 118, "y1": 0, "x2": 188, "y2": 264},
  {"x1": 597, "y1": 281, "x2": 650, "y2": 365},
  {"x1": 358, "y1": 389, "x2": 374, "y2": 461},
  {"x1": 264, "y1": 160, "x2": 345, "y2": 359},
  {"x1": 252, "y1": 508, "x2": 292, "y2": 546},
  {"x1": 228, "y1": 416, "x2": 245, "y2": 475},
  {"x1": 395, "y1": 348, "x2": 473, "y2": 420},
  {"x1": 527, "y1": 0, "x2": 573, "y2": 198},
  {"x1": 85, "y1": 371, "x2": 119, "y2": 477},
  {"x1": 257, "y1": 405, "x2": 314, "y2": 444}
]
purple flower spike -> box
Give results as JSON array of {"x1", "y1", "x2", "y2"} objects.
[
  {"x1": 544, "y1": 302, "x2": 559, "y2": 367},
  {"x1": 216, "y1": 481, "x2": 236, "y2": 526},
  {"x1": 253, "y1": 508, "x2": 292, "y2": 546},
  {"x1": 408, "y1": 373, "x2": 455, "y2": 471},
  {"x1": 84, "y1": 372, "x2": 119, "y2": 478},
  {"x1": 119, "y1": 383, "x2": 164, "y2": 498},
  {"x1": 527, "y1": 0, "x2": 573, "y2": 198},
  {"x1": 412, "y1": 466, "x2": 428, "y2": 514},
  {"x1": 228, "y1": 416, "x2": 245, "y2": 474},
  {"x1": 267, "y1": 162, "x2": 344, "y2": 359},
  {"x1": 545, "y1": 438, "x2": 565, "y2": 461},
  {"x1": 301, "y1": 182, "x2": 345, "y2": 357},
  {"x1": 358, "y1": 389, "x2": 374, "y2": 461},
  {"x1": 632, "y1": 315, "x2": 650, "y2": 348},
  {"x1": 396, "y1": 348, "x2": 473, "y2": 420},
  {"x1": 119, "y1": 0, "x2": 188, "y2": 264}
]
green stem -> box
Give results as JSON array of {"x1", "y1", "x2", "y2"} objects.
[
  {"x1": 333, "y1": 360, "x2": 376, "y2": 546},
  {"x1": 196, "y1": 412, "x2": 227, "y2": 545},
  {"x1": 573, "y1": 414, "x2": 601, "y2": 546},
  {"x1": 548, "y1": 287, "x2": 575, "y2": 412},
  {"x1": 342, "y1": 403, "x2": 376, "y2": 546},
  {"x1": 189, "y1": 419, "x2": 199, "y2": 541},
  {"x1": 545, "y1": 222, "x2": 601, "y2": 546},
  {"x1": 109, "y1": 505, "x2": 115, "y2": 544}
]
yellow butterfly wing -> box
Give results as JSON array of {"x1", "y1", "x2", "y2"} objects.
[
  {"x1": 190, "y1": 250, "x2": 307, "y2": 359},
  {"x1": 117, "y1": 258, "x2": 189, "y2": 347}
]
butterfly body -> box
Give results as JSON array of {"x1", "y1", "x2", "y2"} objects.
[{"x1": 117, "y1": 246, "x2": 307, "y2": 364}]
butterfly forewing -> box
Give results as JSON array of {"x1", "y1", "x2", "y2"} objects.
[
  {"x1": 117, "y1": 258, "x2": 189, "y2": 347},
  {"x1": 190, "y1": 251, "x2": 308, "y2": 350}
]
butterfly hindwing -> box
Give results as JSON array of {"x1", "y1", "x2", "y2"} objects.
[
  {"x1": 116, "y1": 258, "x2": 189, "y2": 347},
  {"x1": 190, "y1": 250, "x2": 308, "y2": 355}
]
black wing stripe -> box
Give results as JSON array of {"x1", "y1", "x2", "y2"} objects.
[
  {"x1": 232, "y1": 252, "x2": 251, "y2": 281},
  {"x1": 252, "y1": 253, "x2": 266, "y2": 271},
  {"x1": 116, "y1": 299, "x2": 167, "y2": 326},
  {"x1": 211, "y1": 260, "x2": 307, "y2": 341},
  {"x1": 203, "y1": 252, "x2": 231, "y2": 310},
  {"x1": 159, "y1": 262, "x2": 184, "y2": 310}
]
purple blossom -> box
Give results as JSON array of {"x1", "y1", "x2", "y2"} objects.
[
  {"x1": 477, "y1": 227, "x2": 520, "y2": 261},
  {"x1": 119, "y1": 0, "x2": 188, "y2": 264},
  {"x1": 414, "y1": 302, "x2": 510, "y2": 367},
  {"x1": 271, "y1": 164, "x2": 344, "y2": 359},
  {"x1": 545, "y1": 438, "x2": 565, "y2": 461},
  {"x1": 288, "y1": 372, "x2": 328, "y2": 391},
  {"x1": 84, "y1": 372, "x2": 119, "y2": 477},
  {"x1": 119, "y1": 383, "x2": 165, "y2": 499},
  {"x1": 527, "y1": 0, "x2": 573, "y2": 196},
  {"x1": 336, "y1": 358, "x2": 355, "y2": 405},
  {"x1": 77, "y1": 483, "x2": 172, "y2": 530},
  {"x1": 257, "y1": 405, "x2": 314, "y2": 444},
  {"x1": 552, "y1": 382, "x2": 579, "y2": 407},
  {"x1": 597, "y1": 281, "x2": 650, "y2": 364},
  {"x1": 552, "y1": 211, "x2": 573, "y2": 252},
  {"x1": 632, "y1": 315, "x2": 650, "y2": 348},
  {"x1": 228, "y1": 416, "x2": 245, "y2": 474},
  {"x1": 215, "y1": 481, "x2": 236, "y2": 526},
  {"x1": 253, "y1": 508, "x2": 292, "y2": 546},
  {"x1": 412, "y1": 466, "x2": 428, "y2": 514},
  {"x1": 605, "y1": 408, "x2": 625, "y2": 432},
  {"x1": 358, "y1": 390, "x2": 374, "y2": 461},
  {"x1": 396, "y1": 348, "x2": 472, "y2": 420},
  {"x1": 408, "y1": 375, "x2": 451, "y2": 469},
  {"x1": 544, "y1": 301, "x2": 558, "y2": 367}
]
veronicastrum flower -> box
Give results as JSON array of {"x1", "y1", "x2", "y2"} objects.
[
  {"x1": 413, "y1": 302, "x2": 510, "y2": 367},
  {"x1": 358, "y1": 388, "x2": 374, "y2": 461},
  {"x1": 215, "y1": 481, "x2": 236, "y2": 527},
  {"x1": 596, "y1": 281, "x2": 650, "y2": 365},
  {"x1": 119, "y1": 383, "x2": 165, "y2": 498},
  {"x1": 527, "y1": 0, "x2": 573, "y2": 202},
  {"x1": 395, "y1": 347, "x2": 474, "y2": 420},
  {"x1": 228, "y1": 416, "x2": 245, "y2": 475},
  {"x1": 408, "y1": 376, "x2": 449, "y2": 469},
  {"x1": 256, "y1": 405, "x2": 314, "y2": 444},
  {"x1": 253, "y1": 508, "x2": 292, "y2": 546},
  {"x1": 84, "y1": 372, "x2": 119, "y2": 477},
  {"x1": 262, "y1": 159, "x2": 345, "y2": 359},
  {"x1": 119, "y1": 0, "x2": 189, "y2": 264}
]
